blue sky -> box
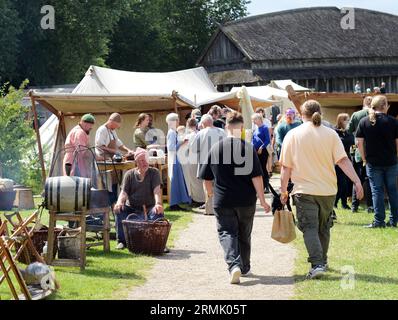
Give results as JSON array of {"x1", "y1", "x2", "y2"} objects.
[{"x1": 247, "y1": 0, "x2": 398, "y2": 16}]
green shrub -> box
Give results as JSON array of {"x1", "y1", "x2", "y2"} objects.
[{"x1": 0, "y1": 80, "x2": 42, "y2": 193}]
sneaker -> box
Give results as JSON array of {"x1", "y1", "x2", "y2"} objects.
[
  {"x1": 116, "y1": 242, "x2": 125, "y2": 250},
  {"x1": 365, "y1": 222, "x2": 385, "y2": 229},
  {"x1": 306, "y1": 265, "x2": 326, "y2": 279},
  {"x1": 386, "y1": 221, "x2": 398, "y2": 228},
  {"x1": 241, "y1": 269, "x2": 252, "y2": 277},
  {"x1": 198, "y1": 204, "x2": 206, "y2": 210},
  {"x1": 230, "y1": 267, "x2": 241, "y2": 284},
  {"x1": 351, "y1": 207, "x2": 358, "y2": 213},
  {"x1": 342, "y1": 205, "x2": 351, "y2": 210},
  {"x1": 191, "y1": 201, "x2": 205, "y2": 208}
]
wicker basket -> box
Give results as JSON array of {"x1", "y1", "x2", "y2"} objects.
[
  {"x1": 16, "y1": 227, "x2": 62, "y2": 264},
  {"x1": 122, "y1": 216, "x2": 171, "y2": 255}
]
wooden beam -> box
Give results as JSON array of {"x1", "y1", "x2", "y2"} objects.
[
  {"x1": 29, "y1": 92, "x2": 47, "y2": 187},
  {"x1": 28, "y1": 91, "x2": 60, "y2": 116},
  {"x1": 172, "y1": 91, "x2": 179, "y2": 113},
  {"x1": 286, "y1": 85, "x2": 305, "y2": 116}
]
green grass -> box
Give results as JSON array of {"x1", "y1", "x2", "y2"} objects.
[
  {"x1": 293, "y1": 206, "x2": 398, "y2": 300},
  {"x1": 0, "y1": 199, "x2": 192, "y2": 300}
]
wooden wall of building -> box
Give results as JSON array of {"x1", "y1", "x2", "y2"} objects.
[{"x1": 296, "y1": 77, "x2": 398, "y2": 93}]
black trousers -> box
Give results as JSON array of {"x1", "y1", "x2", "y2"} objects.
[
  {"x1": 258, "y1": 150, "x2": 270, "y2": 190},
  {"x1": 335, "y1": 166, "x2": 349, "y2": 207},
  {"x1": 352, "y1": 161, "x2": 373, "y2": 209},
  {"x1": 213, "y1": 205, "x2": 256, "y2": 274}
]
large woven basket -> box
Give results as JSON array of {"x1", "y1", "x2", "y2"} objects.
[{"x1": 122, "y1": 216, "x2": 171, "y2": 255}]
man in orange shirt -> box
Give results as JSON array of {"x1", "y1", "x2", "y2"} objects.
[{"x1": 63, "y1": 114, "x2": 95, "y2": 178}]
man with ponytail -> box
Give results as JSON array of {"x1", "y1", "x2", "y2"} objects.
[
  {"x1": 356, "y1": 95, "x2": 398, "y2": 228},
  {"x1": 280, "y1": 100, "x2": 363, "y2": 279}
]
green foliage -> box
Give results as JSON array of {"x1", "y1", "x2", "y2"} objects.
[
  {"x1": 106, "y1": 0, "x2": 251, "y2": 72},
  {"x1": 14, "y1": 0, "x2": 131, "y2": 85},
  {"x1": 0, "y1": 0, "x2": 22, "y2": 82},
  {"x1": 0, "y1": 80, "x2": 38, "y2": 189},
  {"x1": 3, "y1": 0, "x2": 249, "y2": 86}
]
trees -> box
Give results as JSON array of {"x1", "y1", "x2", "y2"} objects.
[
  {"x1": 14, "y1": 0, "x2": 130, "y2": 85},
  {"x1": 107, "y1": 0, "x2": 250, "y2": 72},
  {"x1": 0, "y1": 0, "x2": 22, "y2": 83},
  {"x1": 2, "y1": 0, "x2": 249, "y2": 86},
  {"x1": 0, "y1": 81, "x2": 38, "y2": 189}
]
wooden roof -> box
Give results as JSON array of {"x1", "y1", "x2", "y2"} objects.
[{"x1": 199, "y1": 7, "x2": 398, "y2": 63}]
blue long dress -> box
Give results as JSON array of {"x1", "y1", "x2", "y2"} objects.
[{"x1": 167, "y1": 129, "x2": 191, "y2": 206}]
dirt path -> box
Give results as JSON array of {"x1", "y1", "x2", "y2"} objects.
[{"x1": 128, "y1": 176, "x2": 296, "y2": 300}]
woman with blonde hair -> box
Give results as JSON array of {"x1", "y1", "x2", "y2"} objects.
[
  {"x1": 334, "y1": 113, "x2": 355, "y2": 209},
  {"x1": 356, "y1": 95, "x2": 398, "y2": 228}
]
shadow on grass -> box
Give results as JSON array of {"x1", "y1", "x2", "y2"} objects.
[
  {"x1": 79, "y1": 268, "x2": 145, "y2": 281},
  {"x1": 57, "y1": 262, "x2": 146, "y2": 280},
  {"x1": 86, "y1": 249, "x2": 136, "y2": 260},
  {"x1": 239, "y1": 275, "x2": 295, "y2": 287}
]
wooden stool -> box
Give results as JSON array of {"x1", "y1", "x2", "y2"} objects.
[
  {"x1": 46, "y1": 207, "x2": 111, "y2": 271},
  {"x1": 47, "y1": 208, "x2": 87, "y2": 271}
]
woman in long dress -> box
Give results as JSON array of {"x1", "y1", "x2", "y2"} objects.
[
  {"x1": 166, "y1": 113, "x2": 191, "y2": 210},
  {"x1": 178, "y1": 119, "x2": 206, "y2": 206}
]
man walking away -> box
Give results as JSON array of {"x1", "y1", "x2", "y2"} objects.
[
  {"x1": 280, "y1": 100, "x2": 363, "y2": 279},
  {"x1": 356, "y1": 95, "x2": 398, "y2": 228},
  {"x1": 200, "y1": 111, "x2": 271, "y2": 284}
]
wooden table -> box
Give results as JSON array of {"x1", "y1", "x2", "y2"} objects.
[{"x1": 97, "y1": 159, "x2": 170, "y2": 204}]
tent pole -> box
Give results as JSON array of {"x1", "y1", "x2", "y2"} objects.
[{"x1": 29, "y1": 91, "x2": 46, "y2": 186}]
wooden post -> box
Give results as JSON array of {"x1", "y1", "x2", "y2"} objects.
[
  {"x1": 285, "y1": 85, "x2": 305, "y2": 116},
  {"x1": 29, "y1": 91, "x2": 46, "y2": 186},
  {"x1": 172, "y1": 91, "x2": 179, "y2": 114}
]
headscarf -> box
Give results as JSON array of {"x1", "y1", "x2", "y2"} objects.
[{"x1": 134, "y1": 147, "x2": 149, "y2": 164}]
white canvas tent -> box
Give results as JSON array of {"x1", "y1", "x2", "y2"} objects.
[
  {"x1": 230, "y1": 81, "x2": 310, "y2": 115},
  {"x1": 30, "y1": 65, "x2": 277, "y2": 181},
  {"x1": 32, "y1": 66, "x2": 276, "y2": 115},
  {"x1": 269, "y1": 80, "x2": 310, "y2": 92}
]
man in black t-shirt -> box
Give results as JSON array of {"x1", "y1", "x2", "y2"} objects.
[
  {"x1": 199, "y1": 111, "x2": 271, "y2": 285},
  {"x1": 356, "y1": 95, "x2": 398, "y2": 228}
]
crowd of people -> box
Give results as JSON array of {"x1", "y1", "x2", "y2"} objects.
[{"x1": 61, "y1": 93, "x2": 398, "y2": 281}]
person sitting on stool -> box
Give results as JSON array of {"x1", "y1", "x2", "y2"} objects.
[{"x1": 113, "y1": 148, "x2": 164, "y2": 250}]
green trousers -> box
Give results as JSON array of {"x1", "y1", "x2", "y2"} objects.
[{"x1": 293, "y1": 194, "x2": 335, "y2": 266}]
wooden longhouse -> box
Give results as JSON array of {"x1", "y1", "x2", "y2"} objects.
[{"x1": 197, "y1": 7, "x2": 398, "y2": 94}]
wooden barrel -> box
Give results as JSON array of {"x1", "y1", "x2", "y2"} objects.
[{"x1": 45, "y1": 176, "x2": 91, "y2": 212}]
